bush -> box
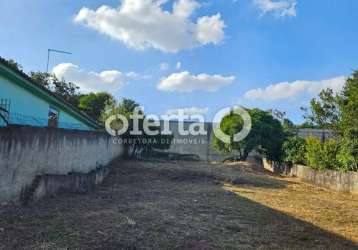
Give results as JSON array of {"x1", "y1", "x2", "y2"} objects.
[
  {"x1": 337, "y1": 138, "x2": 358, "y2": 172},
  {"x1": 305, "y1": 137, "x2": 340, "y2": 171},
  {"x1": 305, "y1": 137, "x2": 323, "y2": 170},
  {"x1": 321, "y1": 139, "x2": 341, "y2": 170},
  {"x1": 283, "y1": 136, "x2": 307, "y2": 165}
]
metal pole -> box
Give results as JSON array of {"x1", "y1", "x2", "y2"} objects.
[
  {"x1": 46, "y1": 49, "x2": 72, "y2": 73},
  {"x1": 46, "y1": 49, "x2": 50, "y2": 73}
]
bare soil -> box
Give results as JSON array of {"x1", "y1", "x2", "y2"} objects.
[{"x1": 0, "y1": 160, "x2": 357, "y2": 250}]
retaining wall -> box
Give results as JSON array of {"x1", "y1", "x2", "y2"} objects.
[
  {"x1": 291, "y1": 165, "x2": 358, "y2": 194},
  {"x1": 0, "y1": 126, "x2": 122, "y2": 203},
  {"x1": 262, "y1": 158, "x2": 358, "y2": 193},
  {"x1": 262, "y1": 158, "x2": 291, "y2": 175}
]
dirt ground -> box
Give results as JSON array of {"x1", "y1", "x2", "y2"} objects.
[{"x1": 0, "y1": 160, "x2": 357, "y2": 250}]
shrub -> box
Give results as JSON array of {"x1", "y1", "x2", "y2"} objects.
[
  {"x1": 283, "y1": 136, "x2": 307, "y2": 165},
  {"x1": 305, "y1": 137, "x2": 324, "y2": 170},
  {"x1": 302, "y1": 70, "x2": 358, "y2": 172},
  {"x1": 305, "y1": 137, "x2": 341, "y2": 171},
  {"x1": 337, "y1": 138, "x2": 358, "y2": 172},
  {"x1": 321, "y1": 139, "x2": 341, "y2": 170}
]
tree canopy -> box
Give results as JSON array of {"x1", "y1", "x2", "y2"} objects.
[
  {"x1": 78, "y1": 92, "x2": 115, "y2": 122},
  {"x1": 213, "y1": 108, "x2": 285, "y2": 161},
  {"x1": 29, "y1": 71, "x2": 81, "y2": 107},
  {"x1": 299, "y1": 70, "x2": 358, "y2": 170}
]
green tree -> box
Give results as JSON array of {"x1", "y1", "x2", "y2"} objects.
[
  {"x1": 305, "y1": 137, "x2": 341, "y2": 171},
  {"x1": 301, "y1": 70, "x2": 358, "y2": 171},
  {"x1": 78, "y1": 92, "x2": 115, "y2": 122},
  {"x1": 4, "y1": 58, "x2": 23, "y2": 71},
  {"x1": 282, "y1": 136, "x2": 307, "y2": 165},
  {"x1": 302, "y1": 88, "x2": 341, "y2": 132},
  {"x1": 3, "y1": 59, "x2": 81, "y2": 107},
  {"x1": 117, "y1": 98, "x2": 142, "y2": 117},
  {"x1": 213, "y1": 108, "x2": 285, "y2": 161},
  {"x1": 29, "y1": 71, "x2": 81, "y2": 106},
  {"x1": 212, "y1": 112, "x2": 246, "y2": 159},
  {"x1": 337, "y1": 71, "x2": 358, "y2": 170}
]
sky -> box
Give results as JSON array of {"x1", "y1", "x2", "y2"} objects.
[{"x1": 1, "y1": 0, "x2": 358, "y2": 123}]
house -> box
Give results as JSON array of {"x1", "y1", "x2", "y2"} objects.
[{"x1": 0, "y1": 57, "x2": 101, "y2": 130}]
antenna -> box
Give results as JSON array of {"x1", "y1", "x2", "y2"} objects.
[{"x1": 46, "y1": 49, "x2": 72, "y2": 73}]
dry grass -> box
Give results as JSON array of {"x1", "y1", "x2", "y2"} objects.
[
  {"x1": 223, "y1": 167, "x2": 358, "y2": 243},
  {"x1": 0, "y1": 160, "x2": 357, "y2": 250}
]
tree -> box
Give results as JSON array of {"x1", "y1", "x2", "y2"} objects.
[
  {"x1": 3, "y1": 58, "x2": 81, "y2": 107},
  {"x1": 337, "y1": 71, "x2": 358, "y2": 170},
  {"x1": 29, "y1": 71, "x2": 52, "y2": 89},
  {"x1": 117, "y1": 98, "x2": 142, "y2": 117},
  {"x1": 282, "y1": 136, "x2": 307, "y2": 165},
  {"x1": 301, "y1": 70, "x2": 358, "y2": 171},
  {"x1": 212, "y1": 111, "x2": 247, "y2": 159},
  {"x1": 5, "y1": 58, "x2": 23, "y2": 71},
  {"x1": 213, "y1": 108, "x2": 285, "y2": 161},
  {"x1": 302, "y1": 88, "x2": 341, "y2": 133},
  {"x1": 270, "y1": 109, "x2": 286, "y2": 123},
  {"x1": 29, "y1": 71, "x2": 80, "y2": 106},
  {"x1": 78, "y1": 92, "x2": 115, "y2": 122}
]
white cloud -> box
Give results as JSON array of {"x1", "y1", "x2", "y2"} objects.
[
  {"x1": 244, "y1": 76, "x2": 346, "y2": 101},
  {"x1": 166, "y1": 107, "x2": 209, "y2": 116},
  {"x1": 196, "y1": 14, "x2": 225, "y2": 44},
  {"x1": 74, "y1": 0, "x2": 225, "y2": 53},
  {"x1": 52, "y1": 63, "x2": 136, "y2": 93},
  {"x1": 157, "y1": 71, "x2": 235, "y2": 92},
  {"x1": 173, "y1": 0, "x2": 200, "y2": 18},
  {"x1": 253, "y1": 0, "x2": 297, "y2": 17}
]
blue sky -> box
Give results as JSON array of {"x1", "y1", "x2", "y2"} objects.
[{"x1": 1, "y1": 0, "x2": 358, "y2": 123}]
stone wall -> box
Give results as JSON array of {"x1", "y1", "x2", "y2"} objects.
[
  {"x1": 261, "y1": 158, "x2": 358, "y2": 194},
  {"x1": 262, "y1": 158, "x2": 293, "y2": 176},
  {"x1": 291, "y1": 165, "x2": 358, "y2": 194},
  {"x1": 0, "y1": 126, "x2": 122, "y2": 203}
]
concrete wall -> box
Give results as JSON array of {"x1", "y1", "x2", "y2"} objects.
[
  {"x1": 291, "y1": 165, "x2": 358, "y2": 194},
  {"x1": 262, "y1": 158, "x2": 358, "y2": 193},
  {"x1": 295, "y1": 128, "x2": 333, "y2": 141},
  {"x1": 158, "y1": 121, "x2": 334, "y2": 162},
  {"x1": 262, "y1": 158, "x2": 294, "y2": 176},
  {"x1": 0, "y1": 126, "x2": 122, "y2": 203},
  {"x1": 30, "y1": 164, "x2": 112, "y2": 204},
  {"x1": 160, "y1": 121, "x2": 234, "y2": 162}
]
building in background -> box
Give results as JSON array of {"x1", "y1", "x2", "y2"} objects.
[{"x1": 0, "y1": 57, "x2": 100, "y2": 130}]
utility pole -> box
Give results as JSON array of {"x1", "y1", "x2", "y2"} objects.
[{"x1": 46, "y1": 49, "x2": 72, "y2": 73}]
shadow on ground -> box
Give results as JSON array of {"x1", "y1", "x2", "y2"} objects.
[{"x1": 0, "y1": 160, "x2": 356, "y2": 250}]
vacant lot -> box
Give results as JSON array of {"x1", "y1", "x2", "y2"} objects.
[{"x1": 0, "y1": 160, "x2": 357, "y2": 249}]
